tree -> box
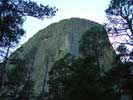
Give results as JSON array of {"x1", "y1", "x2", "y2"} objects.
[
  {"x1": 116, "y1": 44, "x2": 129, "y2": 62},
  {"x1": 0, "y1": 0, "x2": 57, "y2": 88},
  {"x1": 106, "y1": 1, "x2": 133, "y2": 98},
  {"x1": 108, "y1": 56, "x2": 133, "y2": 98},
  {"x1": 0, "y1": 58, "x2": 36, "y2": 100},
  {"x1": 0, "y1": 0, "x2": 57, "y2": 60},
  {"x1": 47, "y1": 54, "x2": 118, "y2": 100},
  {"x1": 105, "y1": 0, "x2": 133, "y2": 47},
  {"x1": 79, "y1": 26, "x2": 107, "y2": 66},
  {"x1": 0, "y1": 0, "x2": 57, "y2": 47}
]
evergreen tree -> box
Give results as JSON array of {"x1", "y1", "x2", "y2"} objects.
[
  {"x1": 0, "y1": 0, "x2": 57, "y2": 90},
  {"x1": 0, "y1": 58, "x2": 36, "y2": 100},
  {"x1": 0, "y1": 0, "x2": 57, "y2": 47},
  {"x1": 105, "y1": 0, "x2": 133, "y2": 98},
  {"x1": 108, "y1": 48, "x2": 133, "y2": 98},
  {"x1": 79, "y1": 26, "x2": 107, "y2": 65},
  {"x1": 105, "y1": 0, "x2": 133, "y2": 46},
  {"x1": 48, "y1": 54, "x2": 118, "y2": 100}
]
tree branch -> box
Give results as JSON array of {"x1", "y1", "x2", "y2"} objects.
[{"x1": 111, "y1": 41, "x2": 133, "y2": 47}]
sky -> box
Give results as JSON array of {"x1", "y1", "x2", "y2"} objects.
[{"x1": 22, "y1": 0, "x2": 111, "y2": 44}]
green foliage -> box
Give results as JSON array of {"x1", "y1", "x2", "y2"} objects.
[
  {"x1": 48, "y1": 54, "x2": 118, "y2": 100},
  {"x1": 108, "y1": 53, "x2": 133, "y2": 97},
  {"x1": 7, "y1": 59, "x2": 27, "y2": 86},
  {"x1": 105, "y1": 0, "x2": 133, "y2": 46},
  {"x1": 0, "y1": 1, "x2": 57, "y2": 99},
  {"x1": 79, "y1": 26, "x2": 106, "y2": 57},
  {"x1": 116, "y1": 44, "x2": 129, "y2": 62},
  {"x1": 0, "y1": 58, "x2": 36, "y2": 100},
  {"x1": 17, "y1": 80, "x2": 35, "y2": 100},
  {"x1": 0, "y1": 0, "x2": 57, "y2": 47},
  {"x1": 106, "y1": 1, "x2": 133, "y2": 97}
]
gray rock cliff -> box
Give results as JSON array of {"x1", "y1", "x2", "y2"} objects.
[{"x1": 10, "y1": 18, "x2": 115, "y2": 94}]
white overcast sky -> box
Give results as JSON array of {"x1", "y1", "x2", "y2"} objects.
[{"x1": 22, "y1": 0, "x2": 111, "y2": 44}]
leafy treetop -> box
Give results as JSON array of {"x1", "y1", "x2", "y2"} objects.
[
  {"x1": 106, "y1": 0, "x2": 133, "y2": 46},
  {"x1": 0, "y1": 0, "x2": 57, "y2": 47}
]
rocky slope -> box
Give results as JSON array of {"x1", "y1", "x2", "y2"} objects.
[{"x1": 10, "y1": 18, "x2": 115, "y2": 94}]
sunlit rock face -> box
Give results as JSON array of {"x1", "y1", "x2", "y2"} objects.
[{"x1": 10, "y1": 18, "x2": 115, "y2": 94}]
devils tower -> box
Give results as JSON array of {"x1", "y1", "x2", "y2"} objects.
[{"x1": 10, "y1": 18, "x2": 115, "y2": 94}]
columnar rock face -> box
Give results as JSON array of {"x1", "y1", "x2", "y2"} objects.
[{"x1": 10, "y1": 18, "x2": 115, "y2": 94}]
